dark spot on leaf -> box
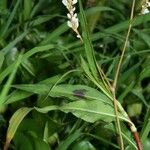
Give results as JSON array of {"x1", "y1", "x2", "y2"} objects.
[{"x1": 73, "y1": 89, "x2": 86, "y2": 99}]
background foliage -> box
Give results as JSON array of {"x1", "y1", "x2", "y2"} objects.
[{"x1": 0, "y1": 0, "x2": 150, "y2": 149}]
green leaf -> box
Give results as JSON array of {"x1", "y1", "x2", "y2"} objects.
[
  {"x1": 14, "y1": 133, "x2": 34, "y2": 150},
  {"x1": 119, "y1": 62, "x2": 141, "y2": 84},
  {"x1": 86, "y1": 6, "x2": 115, "y2": 16},
  {"x1": 0, "y1": 0, "x2": 21, "y2": 37},
  {"x1": 12, "y1": 84, "x2": 51, "y2": 95},
  {"x1": 1, "y1": 31, "x2": 28, "y2": 55},
  {"x1": 104, "y1": 123, "x2": 137, "y2": 149},
  {"x1": 0, "y1": 51, "x2": 4, "y2": 70},
  {"x1": 43, "y1": 122, "x2": 49, "y2": 143},
  {"x1": 143, "y1": 139, "x2": 150, "y2": 150},
  {"x1": 21, "y1": 58, "x2": 36, "y2": 76},
  {"x1": 12, "y1": 84, "x2": 112, "y2": 105},
  {"x1": 140, "y1": 65, "x2": 150, "y2": 81},
  {"x1": 35, "y1": 105, "x2": 58, "y2": 114},
  {"x1": 0, "y1": 62, "x2": 16, "y2": 83},
  {"x1": 141, "y1": 119, "x2": 150, "y2": 143},
  {"x1": 33, "y1": 137, "x2": 50, "y2": 150},
  {"x1": 23, "y1": 44, "x2": 54, "y2": 59},
  {"x1": 80, "y1": 56, "x2": 96, "y2": 81},
  {"x1": 0, "y1": 54, "x2": 23, "y2": 106},
  {"x1": 60, "y1": 100, "x2": 128, "y2": 123},
  {"x1": 79, "y1": 0, "x2": 98, "y2": 79},
  {"x1": 132, "y1": 87, "x2": 148, "y2": 107},
  {"x1": 58, "y1": 129, "x2": 82, "y2": 150},
  {"x1": 4, "y1": 107, "x2": 33, "y2": 149},
  {"x1": 5, "y1": 75, "x2": 63, "y2": 104},
  {"x1": 39, "y1": 23, "x2": 68, "y2": 45},
  {"x1": 141, "y1": 108, "x2": 150, "y2": 143},
  {"x1": 71, "y1": 141, "x2": 96, "y2": 150},
  {"x1": 127, "y1": 103, "x2": 142, "y2": 117},
  {"x1": 81, "y1": 57, "x2": 112, "y2": 100},
  {"x1": 5, "y1": 90, "x2": 32, "y2": 104},
  {"x1": 36, "y1": 100, "x2": 128, "y2": 124},
  {"x1": 49, "y1": 84, "x2": 113, "y2": 107},
  {"x1": 118, "y1": 82, "x2": 135, "y2": 103},
  {"x1": 23, "y1": 0, "x2": 32, "y2": 20},
  {"x1": 133, "y1": 29, "x2": 150, "y2": 47},
  {"x1": 30, "y1": 15, "x2": 57, "y2": 27},
  {"x1": 12, "y1": 84, "x2": 131, "y2": 123}
]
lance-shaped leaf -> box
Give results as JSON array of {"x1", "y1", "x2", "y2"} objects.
[
  {"x1": 4, "y1": 107, "x2": 33, "y2": 150},
  {"x1": 12, "y1": 84, "x2": 112, "y2": 106}
]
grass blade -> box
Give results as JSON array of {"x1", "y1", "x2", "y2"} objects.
[
  {"x1": 1, "y1": 31, "x2": 28, "y2": 55},
  {"x1": 79, "y1": 0, "x2": 98, "y2": 79},
  {"x1": 0, "y1": 0, "x2": 21, "y2": 37},
  {"x1": 0, "y1": 54, "x2": 23, "y2": 106},
  {"x1": 0, "y1": 51, "x2": 4, "y2": 70}
]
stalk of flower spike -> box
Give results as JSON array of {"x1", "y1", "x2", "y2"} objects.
[{"x1": 62, "y1": 0, "x2": 82, "y2": 40}]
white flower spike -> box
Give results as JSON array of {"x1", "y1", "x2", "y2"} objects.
[
  {"x1": 141, "y1": 1, "x2": 150, "y2": 15},
  {"x1": 73, "y1": 0, "x2": 77, "y2": 5},
  {"x1": 62, "y1": 0, "x2": 82, "y2": 41},
  {"x1": 62, "y1": 0, "x2": 67, "y2": 6},
  {"x1": 142, "y1": 8, "x2": 149, "y2": 14}
]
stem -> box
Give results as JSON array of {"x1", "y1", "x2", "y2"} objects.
[
  {"x1": 113, "y1": 0, "x2": 135, "y2": 90},
  {"x1": 112, "y1": 1, "x2": 136, "y2": 150},
  {"x1": 133, "y1": 131, "x2": 143, "y2": 150},
  {"x1": 112, "y1": 90, "x2": 124, "y2": 150}
]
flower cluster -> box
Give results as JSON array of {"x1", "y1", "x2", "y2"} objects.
[
  {"x1": 141, "y1": 1, "x2": 150, "y2": 14},
  {"x1": 62, "y1": 0, "x2": 82, "y2": 40}
]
